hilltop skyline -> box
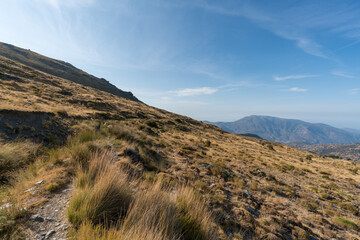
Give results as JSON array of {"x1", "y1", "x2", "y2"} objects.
[{"x1": 1, "y1": 0, "x2": 360, "y2": 128}]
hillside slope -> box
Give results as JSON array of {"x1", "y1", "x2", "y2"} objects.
[
  {"x1": 212, "y1": 115, "x2": 360, "y2": 145},
  {"x1": 291, "y1": 142, "x2": 360, "y2": 162},
  {"x1": 0, "y1": 42, "x2": 138, "y2": 101},
  {"x1": 0, "y1": 46, "x2": 359, "y2": 240}
]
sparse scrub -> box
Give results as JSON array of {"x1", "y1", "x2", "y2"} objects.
[
  {"x1": 300, "y1": 198, "x2": 319, "y2": 212},
  {"x1": 68, "y1": 143, "x2": 93, "y2": 166},
  {"x1": 349, "y1": 168, "x2": 359, "y2": 175},
  {"x1": 78, "y1": 129, "x2": 101, "y2": 143},
  {"x1": 145, "y1": 119, "x2": 159, "y2": 129},
  {"x1": 339, "y1": 202, "x2": 359, "y2": 216},
  {"x1": 277, "y1": 163, "x2": 295, "y2": 172},
  {"x1": 194, "y1": 180, "x2": 209, "y2": 192}
]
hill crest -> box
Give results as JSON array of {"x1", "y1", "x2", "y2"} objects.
[{"x1": 0, "y1": 42, "x2": 138, "y2": 101}]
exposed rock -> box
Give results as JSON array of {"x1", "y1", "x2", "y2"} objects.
[
  {"x1": 0, "y1": 203, "x2": 11, "y2": 210},
  {"x1": 30, "y1": 214, "x2": 44, "y2": 222},
  {"x1": 24, "y1": 187, "x2": 36, "y2": 193},
  {"x1": 32, "y1": 190, "x2": 41, "y2": 195},
  {"x1": 227, "y1": 231, "x2": 234, "y2": 237},
  {"x1": 45, "y1": 217, "x2": 55, "y2": 222},
  {"x1": 242, "y1": 190, "x2": 253, "y2": 199},
  {"x1": 35, "y1": 180, "x2": 44, "y2": 185},
  {"x1": 45, "y1": 230, "x2": 56, "y2": 239}
]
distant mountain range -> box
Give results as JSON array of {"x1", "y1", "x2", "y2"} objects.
[
  {"x1": 0, "y1": 42, "x2": 138, "y2": 101},
  {"x1": 210, "y1": 115, "x2": 360, "y2": 145},
  {"x1": 343, "y1": 128, "x2": 360, "y2": 134}
]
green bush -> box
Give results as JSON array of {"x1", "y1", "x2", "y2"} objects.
[{"x1": 333, "y1": 217, "x2": 360, "y2": 231}]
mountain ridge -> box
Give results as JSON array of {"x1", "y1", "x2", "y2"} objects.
[
  {"x1": 211, "y1": 115, "x2": 360, "y2": 145},
  {"x1": 0, "y1": 42, "x2": 139, "y2": 101}
]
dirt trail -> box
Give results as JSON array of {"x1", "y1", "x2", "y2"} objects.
[{"x1": 24, "y1": 185, "x2": 73, "y2": 240}]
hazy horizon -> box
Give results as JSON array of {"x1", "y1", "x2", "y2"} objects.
[{"x1": 1, "y1": 0, "x2": 360, "y2": 128}]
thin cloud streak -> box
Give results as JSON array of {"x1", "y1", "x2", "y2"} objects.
[
  {"x1": 273, "y1": 75, "x2": 318, "y2": 81},
  {"x1": 34, "y1": 0, "x2": 96, "y2": 9},
  {"x1": 289, "y1": 87, "x2": 308, "y2": 92},
  {"x1": 349, "y1": 88, "x2": 360, "y2": 94},
  {"x1": 331, "y1": 70, "x2": 355, "y2": 79},
  {"x1": 172, "y1": 87, "x2": 218, "y2": 96},
  {"x1": 191, "y1": 1, "x2": 327, "y2": 58},
  {"x1": 170, "y1": 81, "x2": 260, "y2": 97},
  {"x1": 191, "y1": 1, "x2": 360, "y2": 58}
]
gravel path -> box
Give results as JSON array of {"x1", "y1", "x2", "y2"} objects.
[{"x1": 24, "y1": 185, "x2": 73, "y2": 240}]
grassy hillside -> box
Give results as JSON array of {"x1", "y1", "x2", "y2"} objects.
[
  {"x1": 0, "y1": 50, "x2": 360, "y2": 239},
  {"x1": 0, "y1": 42, "x2": 138, "y2": 101},
  {"x1": 290, "y1": 142, "x2": 360, "y2": 162}
]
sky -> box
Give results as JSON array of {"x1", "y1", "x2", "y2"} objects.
[{"x1": 1, "y1": 0, "x2": 360, "y2": 128}]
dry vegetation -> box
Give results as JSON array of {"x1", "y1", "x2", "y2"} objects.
[{"x1": 0, "y1": 53, "x2": 360, "y2": 240}]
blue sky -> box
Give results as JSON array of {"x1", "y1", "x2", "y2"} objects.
[{"x1": 1, "y1": 0, "x2": 360, "y2": 128}]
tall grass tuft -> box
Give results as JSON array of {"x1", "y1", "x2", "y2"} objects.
[
  {"x1": 120, "y1": 182, "x2": 178, "y2": 239},
  {"x1": 175, "y1": 186, "x2": 216, "y2": 240},
  {"x1": 68, "y1": 151, "x2": 133, "y2": 227},
  {"x1": 0, "y1": 140, "x2": 39, "y2": 179},
  {"x1": 70, "y1": 180, "x2": 217, "y2": 239}
]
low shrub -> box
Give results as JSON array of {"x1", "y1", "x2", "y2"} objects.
[{"x1": 333, "y1": 217, "x2": 360, "y2": 231}]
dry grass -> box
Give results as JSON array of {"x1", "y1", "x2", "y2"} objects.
[
  {"x1": 69, "y1": 148, "x2": 217, "y2": 240},
  {"x1": 0, "y1": 140, "x2": 39, "y2": 180},
  {"x1": 68, "y1": 151, "x2": 133, "y2": 227},
  {"x1": 71, "y1": 183, "x2": 217, "y2": 240},
  {"x1": 175, "y1": 186, "x2": 216, "y2": 240},
  {"x1": 118, "y1": 183, "x2": 178, "y2": 240}
]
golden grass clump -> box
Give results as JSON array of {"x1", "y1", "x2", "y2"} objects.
[
  {"x1": 69, "y1": 149, "x2": 217, "y2": 240},
  {"x1": 68, "y1": 151, "x2": 133, "y2": 227},
  {"x1": 175, "y1": 186, "x2": 217, "y2": 240},
  {"x1": 0, "y1": 140, "x2": 39, "y2": 178},
  {"x1": 119, "y1": 182, "x2": 177, "y2": 239},
  {"x1": 71, "y1": 182, "x2": 217, "y2": 240}
]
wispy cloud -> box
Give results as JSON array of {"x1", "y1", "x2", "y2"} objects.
[
  {"x1": 189, "y1": 1, "x2": 360, "y2": 58},
  {"x1": 331, "y1": 70, "x2": 355, "y2": 79},
  {"x1": 35, "y1": 0, "x2": 96, "y2": 9},
  {"x1": 349, "y1": 88, "x2": 360, "y2": 94},
  {"x1": 273, "y1": 74, "x2": 318, "y2": 81},
  {"x1": 172, "y1": 87, "x2": 218, "y2": 96},
  {"x1": 170, "y1": 81, "x2": 260, "y2": 97},
  {"x1": 189, "y1": 1, "x2": 328, "y2": 58},
  {"x1": 289, "y1": 87, "x2": 308, "y2": 92},
  {"x1": 160, "y1": 96, "x2": 171, "y2": 100}
]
